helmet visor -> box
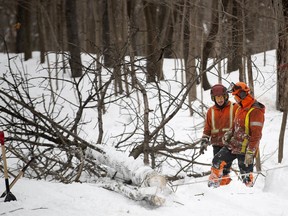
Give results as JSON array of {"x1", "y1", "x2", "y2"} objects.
[
  {"x1": 227, "y1": 82, "x2": 235, "y2": 93},
  {"x1": 227, "y1": 82, "x2": 242, "y2": 94}
]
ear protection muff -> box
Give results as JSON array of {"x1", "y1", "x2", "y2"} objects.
[{"x1": 238, "y1": 91, "x2": 247, "y2": 99}]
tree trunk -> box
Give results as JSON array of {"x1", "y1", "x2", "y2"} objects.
[
  {"x1": 36, "y1": 0, "x2": 46, "y2": 63},
  {"x1": 275, "y1": 0, "x2": 288, "y2": 162},
  {"x1": 247, "y1": 55, "x2": 254, "y2": 96},
  {"x1": 89, "y1": 145, "x2": 170, "y2": 206},
  {"x1": 65, "y1": 0, "x2": 82, "y2": 78},
  {"x1": 102, "y1": 0, "x2": 113, "y2": 67},
  {"x1": 276, "y1": 0, "x2": 288, "y2": 111},
  {"x1": 186, "y1": 1, "x2": 197, "y2": 116},
  {"x1": 278, "y1": 110, "x2": 287, "y2": 163},
  {"x1": 92, "y1": 0, "x2": 103, "y2": 55},
  {"x1": 227, "y1": 0, "x2": 242, "y2": 74},
  {"x1": 16, "y1": 0, "x2": 32, "y2": 60},
  {"x1": 240, "y1": 0, "x2": 247, "y2": 82},
  {"x1": 200, "y1": 1, "x2": 216, "y2": 90},
  {"x1": 143, "y1": 1, "x2": 163, "y2": 83},
  {"x1": 201, "y1": 0, "x2": 229, "y2": 90},
  {"x1": 236, "y1": 0, "x2": 244, "y2": 81},
  {"x1": 107, "y1": 0, "x2": 126, "y2": 95}
]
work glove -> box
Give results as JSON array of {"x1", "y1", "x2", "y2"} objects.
[
  {"x1": 244, "y1": 150, "x2": 254, "y2": 167},
  {"x1": 222, "y1": 130, "x2": 233, "y2": 146},
  {"x1": 199, "y1": 136, "x2": 209, "y2": 154},
  {"x1": 0, "y1": 131, "x2": 4, "y2": 145}
]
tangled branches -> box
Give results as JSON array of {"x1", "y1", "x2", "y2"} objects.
[{"x1": 0, "y1": 51, "x2": 209, "y2": 183}]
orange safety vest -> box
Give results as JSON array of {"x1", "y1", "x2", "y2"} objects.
[
  {"x1": 211, "y1": 102, "x2": 234, "y2": 135},
  {"x1": 203, "y1": 102, "x2": 237, "y2": 146},
  {"x1": 230, "y1": 100, "x2": 265, "y2": 155}
]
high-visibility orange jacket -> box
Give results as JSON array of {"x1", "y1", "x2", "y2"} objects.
[
  {"x1": 229, "y1": 94, "x2": 265, "y2": 155},
  {"x1": 203, "y1": 101, "x2": 238, "y2": 146}
]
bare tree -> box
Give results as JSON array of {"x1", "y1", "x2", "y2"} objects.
[
  {"x1": 184, "y1": 1, "x2": 197, "y2": 116},
  {"x1": 275, "y1": 0, "x2": 288, "y2": 163},
  {"x1": 36, "y1": 0, "x2": 46, "y2": 63},
  {"x1": 226, "y1": 1, "x2": 241, "y2": 75},
  {"x1": 65, "y1": 0, "x2": 82, "y2": 77},
  {"x1": 128, "y1": 60, "x2": 222, "y2": 170},
  {"x1": 0, "y1": 36, "x2": 212, "y2": 183},
  {"x1": 16, "y1": 0, "x2": 32, "y2": 60},
  {"x1": 143, "y1": 1, "x2": 164, "y2": 82}
]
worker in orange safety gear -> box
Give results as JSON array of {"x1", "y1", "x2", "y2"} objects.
[{"x1": 200, "y1": 84, "x2": 238, "y2": 186}]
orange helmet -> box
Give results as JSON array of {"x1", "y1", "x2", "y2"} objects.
[{"x1": 227, "y1": 82, "x2": 250, "y2": 99}]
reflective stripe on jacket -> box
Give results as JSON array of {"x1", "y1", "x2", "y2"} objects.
[
  {"x1": 203, "y1": 101, "x2": 238, "y2": 146},
  {"x1": 229, "y1": 97, "x2": 265, "y2": 155}
]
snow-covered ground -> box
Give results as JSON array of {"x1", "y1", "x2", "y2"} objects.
[{"x1": 1, "y1": 50, "x2": 288, "y2": 216}]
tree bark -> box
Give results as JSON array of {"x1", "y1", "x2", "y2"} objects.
[
  {"x1": 16, "y1": 0, "x2": 32, "y2": 60},
  {"x1": 227, "y1": 0, "x2": 242, "y2": 74},
  {"x1": 201, "y1": 0, "x2": 229, "y2": 90},
  {"x1": 143, "y1": 1, "x2": 163, "y2": 82},
  {"x1": 186, "y1": 1, "x2": 197, "y2": 116},
  {"x1": 275, "y1": 0, "x2": 288, "y2": 162},
  {"x1": 65, "y1": 0, "x2": 82, "y2": 77},
  {"x1": 276, "y1": 0, "x2": 288, "y2": 111},
  {"x1": 107, "y1": 0, "x2": 126, "y2": 95},
  {"x1": 89, "y1": 145, "x2": 170, "y2": 206},
  {"x1": 278, "y1": 109, "x2": 287, "y2": 163},
  {"x1": 36, "y1": 0, "x2": 46, "y2": 63}
]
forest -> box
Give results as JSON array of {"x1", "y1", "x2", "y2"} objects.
[{"x1": 0, "y1": 0, "x2": 287, "y2": 204}]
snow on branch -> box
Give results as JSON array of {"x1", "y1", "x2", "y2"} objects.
[{"x1": 87, "y1": 145, "x2": 172, "y2": 206}]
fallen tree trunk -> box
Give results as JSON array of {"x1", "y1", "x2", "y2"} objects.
[{"x1": 87, "y1": 145, "x2": 172, "y2": 206}]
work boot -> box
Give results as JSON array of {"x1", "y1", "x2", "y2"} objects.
[
  {"x1": 208, "y1": 167, "x2": 221, "y2": 188},
  {"x1": 220, "y1": 174, "x2": 232, "y2": 186},
  {"x1": 242, "y1": 173, "x2": 253, "y2": 187},
  {"x1": 208, "y1": 161, "x2": 226, "y2": 188}
]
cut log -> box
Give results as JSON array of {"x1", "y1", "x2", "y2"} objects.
[{"x1": 87, "y1": 145, "x2": 172, "y2": 206}]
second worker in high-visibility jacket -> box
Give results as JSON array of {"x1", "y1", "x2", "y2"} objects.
[{"x1": 200, "y1": 84, "x2": 238, "y2": 186}]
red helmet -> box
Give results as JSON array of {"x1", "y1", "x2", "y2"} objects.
[{"x1": 210, "y1": 84, "x2": 228, "y2": 101}]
